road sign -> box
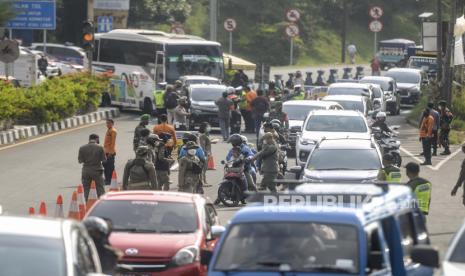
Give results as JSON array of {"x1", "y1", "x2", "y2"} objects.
[
  {"x1": 224, "y1": 18, "x2": 236, "y2": 32},
  {"x1": 5, "y1": 0, "x2": 56, "y2": 30},
  {"x1": 369, "y1": 20, "x2": 383, "y2": 33},
  {"x1": 97, "y1": 16, "x2": 113, "y2": 33},
  {"x1": 286, "y1": 9, "x2": 301, "y2": 22},
  {"x1": 369, "y1": 6, "x2": 383, "y2": 19},
  {"x1": 285, "y1": 24, "x2": 299, "y2": 37},
  {"x1": 0, "y1": 40, "x2": 20, "y2": 63}
]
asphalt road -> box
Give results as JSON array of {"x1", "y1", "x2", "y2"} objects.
[{"x1": 0, "y1": 108, "x2": 464, "y2": 256}]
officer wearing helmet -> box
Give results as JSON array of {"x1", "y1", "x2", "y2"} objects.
[
  {"x1": 145, "y1": 134, "x2": 162, "y2": 164},
  {"x1": 83, "y1": 217, "x2": 121, "y2": 274},
  {"x1": 123, "y1": 146, "x2": 158, "y2": 190},
  {"x1": 133, "y1": 114, "x2": 151, "y2": 151},
  {"x1": 268, "y1": 101, "x2": 289, "y2": 129},
  {"x1": 226, "y1": 134, "x2": 256, "y2": 189},
  {"x1": 371, "y1": 111, "x2": 392, "y2": 133}
]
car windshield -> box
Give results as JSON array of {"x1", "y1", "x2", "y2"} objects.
[
  {"x1": 89, "y1": 200, "x2": 198, "y2": 233},
  {"x1": 449, "y1": 231, "x2": 465, "y2": 263},
  {"x1": 385, "y1": 71, "x2": 420, "y2": 84},
  {"x1": 327, "y1": 100, "x2": 364, "y2": 112},
  {"x1": 186, "y1": 79, "x2": 220, "y2": 85},
  {"x1": 0, "y1": 234, "x2": 66, "y2": 276},
  {"x1": 328, "y1": 87, "x2": 368, "y2": 96},
  {"x1": 372, "y1": 87, "x2": 382, "y2": 98},
  {"x1": 191, "y1": 87, "x2": 225, "y2": 102},
  {"x1": 307, "y1": 149, "x2": 381, "y2": 170},
  {"x1": 306, "y1": 115, "x2": 367, "y2": 132},
  {"x1": 214, "y1": 222, "x2": 359, "y2": 273},
  {"x1": 283, "y1": 105, "x2": 324, "y2": 121},
  {"x1": 360, "y1": 79, "x2": 391, "y2": 91}
]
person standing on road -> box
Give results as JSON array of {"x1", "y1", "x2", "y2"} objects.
[
  {"x1": 153, "y1": 114, "x2": 177, "y2": 153},
  {"x1": 78, "y1": 134, "x2": 106, "y2": 200},
  {"x1": 347, "y1": 44, "x2": 357, "y2": 64},
  {"x1": 155, "y1": 133, "x2": 174, "y2": 190},
  {"x1": 164, "y1": 85, "x2": 179, "y2": 125},
  {"x1": 215, "y1": 91, "x2": 234, "y2": 141},
  {"x1": 427, "y1": 102, "x2": 440, "y2": 156},
  {"x1": 133, "y1": 114, "x2": 150, "y2": 152},
  {"x1": 269, "y1": 101, "x2": 289, "y2": 129},
  {"x1": 251, "y1": 132, "x2": 279, "y2": 192},
  {"x1": 178, "y1": 141, "x2": 203, "y2": 193},
  {"x1": 451, "y1": 144, "x2": 465, "y2": 206},
  {"x1": 419, "y1": 108, "x2": 434, "y2": 165},
  {"x1": 439, "y1": 100, "x2": 454, "y2": 155},
  {"x1": 378, "y1": 153, "x2": 401, "y2": 182},
  {"x1": 174, "y1": 97, "x2": 190, "y2": 130},
  {"x1": 122, "y1": 146, "x2": 157, "y2": 190},
  {"x1": 251, "y1": 90, "x2": 270, "y2": 139},
  {"x1": 405, "y1": 162, "x2": 432, "y2": 216},
  {"x1": 370, "y1": 56, "x2": 381, "y2": 76},
  {"x1": 245, "y1": 86, "x2": 257, "y2": 133},
  {"x1": 199, "y1": 123, "x2": 212, "y2": 186},
  {"x1": 153, "y1": 82, "x2": 167, "y2": 118},
  {"x1": 103, "y1": 119, "x2": 117, "y2": 186}
]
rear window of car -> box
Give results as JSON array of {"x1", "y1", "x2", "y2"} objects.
[
  {"x1": 305, "y1": 115, "x2": 367, "y2": 132},
  {"x1": 89, "y1": 200, "x2": 198, "y2": 233},
  {"x1": 283, "y1": 105, "x2": 325, "y2": 121},
  {"x1": 307, "y1": 149, "x2": 381, "y2": 170},
  {"x1": 328, "y1": 87, "x2": 368, "y2": 96}
]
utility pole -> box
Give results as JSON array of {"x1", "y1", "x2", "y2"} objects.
[
  {"x1": 210, "y1": 0, "x2": 218, "y2": 41},
  {"x1": 341, "y1": 0, "x2": 348, "y2": 63},
  {"x1": 443, "y1": 0, "x2": 457, "y2": 106},
  {"x1": 436, "y1": 0, "x2": 443, "y2": 92}
]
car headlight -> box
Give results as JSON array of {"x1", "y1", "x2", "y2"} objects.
[
  {"x1": 299, "y1": 138, "x2": 316, "y2": 146},
  {"x1": 171, "y1": 245, "x2": 199, "y2": 267}
]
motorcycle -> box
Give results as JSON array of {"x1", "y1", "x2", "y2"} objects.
[
  {"x1": 373, "y1": 127, "x2": 402, "y2": 167},
  {"x1": 217, "y1": 159, "x2": 247, "y2": 207}
]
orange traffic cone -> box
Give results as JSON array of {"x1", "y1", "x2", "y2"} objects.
[
  {"x1": 28, "y1": 207, "x2": 35, "y2": 215},
  {"x1": 109, "y1": 170, "x2": 119, "y2": 191},
  {"x1": 77, "y1": 184, "x2": 86, "y2": 220},
  {"x1": 86, "y1": 181, "x2": 98, "y2": 211},
  {"x1": 54, "y1": 195, "x2": 64, "y2": 218},
  {"x1": 39, "y1": 201, "x2": 47, "y2": 216},
  {"x1": 68, "y1": 191, "x2": 80, "y2": 220},
  {"x1": 207, "y1": 155, "x2": 215, "y2": 170}
]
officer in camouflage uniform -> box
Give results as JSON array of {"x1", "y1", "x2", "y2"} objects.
[
  {"x1": 133, "y1": 114, "x2": 150, "y2": 151},
  {"x1": 123, "y1": 146, "x2": 158, "y2": 190},
  {"x1": 155, "y1": 133, "x2": 174, "y2": 191},
  {"x1": 178, "y1": 141, "x2": 203, "y2": 193},
  {"x1": 251, "y1": 132, "x2": 279, "y2": 192},
  {"x1": 268, "y1": 101, "x2": 289, "y2": 129}
]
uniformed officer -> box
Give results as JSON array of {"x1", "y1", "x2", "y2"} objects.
[
  {"x1": 78, "y1": 134, "x2": 106, "y2": 200},
  {"x1": 133, "y1": 114, "x2": 150, "y2": 151},
  {"x1": 122, "y1": 146, "x2": 157, "y2": 190},
  {"x1": 178, "y1": 141, "x2": 203, "y2": 193},
  {"x1": 268, "y1": 101, "x2": 289, "y2": 129},
  {"x1": 377, "y1": 153, "x2": 401, "y2": 182},
  {"x1": 451, "y1": 144, "x2": 465, "y2": 206},
  {"x1": 153, "y1": 82, "x2": 167, "y2": 117},
  {"x1": 405, "y1": 162, "x2": 432, "y2": 216},
  {"x1": 155, "y1": 133, "x2": 174, "y2": 191},
  {"x1": 251, "y1": 132, "x2": 279, "y2": 192},
  {"x1": 292, "y1": 85, "x2": 306, "y2": 100}
]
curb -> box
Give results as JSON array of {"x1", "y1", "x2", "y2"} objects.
[{"x1": 0, "y1": 108, "x2": 120, "y2": 146}]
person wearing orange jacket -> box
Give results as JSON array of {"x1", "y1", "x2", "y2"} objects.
[
  {"x1": 419, "y1": 108, "x2": 434, "y2": 165},
  {"x1": 245, "y1": 87, "x2": 257, "y2": 133},
  {"x1": 153, "y1": 114, "x2": 177, "y2": 151}
]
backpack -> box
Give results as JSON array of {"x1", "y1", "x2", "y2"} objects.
[{"x1": 165, "y1": 92, "x2": 179, "y2": 109}]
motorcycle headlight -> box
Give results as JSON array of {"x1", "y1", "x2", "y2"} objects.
[
  {"x1": 171, "y1": 245, "x2": 199, "y2": 267},
  {"x1": 299, "y1": 138, "x2": 316, "y2": 146}
]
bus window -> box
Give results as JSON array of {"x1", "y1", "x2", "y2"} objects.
[{"x1": 99, "y1": 39, "x2": 162, "y2": 66}]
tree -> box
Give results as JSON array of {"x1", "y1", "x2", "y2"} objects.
[
  {"x1": 128, "y1": 0, "x2": 192, "y2": 28},
  {"x1": 0, "y1": 2, "x2": 14, "y2": 28}
]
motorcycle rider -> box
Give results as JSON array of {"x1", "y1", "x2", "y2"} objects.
[
  {"x1": 377, "y1": 153, "x2": 401, "y2": 182},
  {"x1": 83, "y1": 216, "x2": 121, "y2": 275},
  {"x1": 268, "y1": 101, "x2": 289, "y2": 129},
  {"x1": 371, "y1": 112, "x2": 392, "y2": 133},
  {"x1": 226, "y1": 134, "x2": 255, "y2": 191}
]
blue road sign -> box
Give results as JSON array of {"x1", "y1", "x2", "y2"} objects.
[
  {"x1": 98, "y1": 16, "x2": 113, "y2": 33},
  {"x1": 5, "y1": 0, "x2": 56, "y2": 30}
]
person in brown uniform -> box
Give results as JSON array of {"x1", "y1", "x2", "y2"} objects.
[{"x1": 78, "y1": 134, "x2": 106, "y2": 200}]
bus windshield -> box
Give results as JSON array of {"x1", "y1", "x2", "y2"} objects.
[{"x1": 166, "y1": 44, "x2": 223, "y2": 83}]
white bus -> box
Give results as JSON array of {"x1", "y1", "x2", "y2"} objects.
[{"x1": 93, "y1": 29, "x2": 224, "y2": 113}]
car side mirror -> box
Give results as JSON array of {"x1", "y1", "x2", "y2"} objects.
[
  {"x1": 368, "y1": 251, "x2": 384, "y2": 270},
  {"x1": 411, "y1": 245, "x2": 439, "y2": 268},
  {"x1": 211, "y1": 225, "x2": 226, "y2": 240},
  {"x1": 200, "y1": 249, "x2": 213, "y2": 266}
]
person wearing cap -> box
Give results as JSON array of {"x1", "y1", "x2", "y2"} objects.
[
  {"x1": 451, "y1": 144, "x2": 465, "y2": 206},
  {"x1": 153, "y1": 114, "x2": 177, "y2": 151},
  {"x1": 251, "y1": 132, "x2": 279, "y2": 192},
  {"x1": 178, "y1": 141, "x2": 203, "y2": 193},
  {"x1": 405, "y1": 162, "x2": 432, "y2": 216},
  {"x1": 419, "y1": 108, "x2": 434, "y2": 165},
  {"x1": 377, "y1": 153, "x2": 401, "y2": 182},
  {"x1": 164, "y1": 85, "x2": 179, "y2": 125},
  {"x1": 215, "y1": 91, "x2": 234, "y2": 141},
  {"x1": 78, "y1": 134, "x2": 106, "y2": 200},
  {"x1": 123, "y1": 146, "x2": 158, "y2": 190},
  {"x1": 178, "y1": 132, "x2": 206, "y2": 164},
  {"x1": 439, "y1": 100, "x2": 454, "y2": 155},
  {"x1": 174, "y1": 96, "x2": 190, "y2": 130},
  {"x1": 103, "y1": 119, "x2": 117, "y2": 185},
  {"x1": 153, "y1": 82, "x2": 167, "y2": 117},
  {"x1": 133, "y1": 114, "x2": 150, "y2": 152}
]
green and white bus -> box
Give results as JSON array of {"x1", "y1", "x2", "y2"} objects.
[{"x1": 93, "y1": 29, "x2": 224, "y2": 113}]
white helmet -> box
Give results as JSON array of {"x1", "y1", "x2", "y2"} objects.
[
  {"x1": 227, "y1": 86, "x2": 235, "y2": 94},
  {"x1": 240, "y1": 135, "x2": 248, "y2": 144},
  {"x1": 376, "y1": 111, "x2": 387, "y2": 120}
]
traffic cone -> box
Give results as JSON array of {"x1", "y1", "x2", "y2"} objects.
[
  {"x1": 109, "y1": 170, "x2": 119, "y2": 191},
  {"x1": 39, "y1": 201, "x2": 47, "y2": 216},
  {"x1": 54, "y1": 195, "x2": 64, "y2": 218},
  {"x1": 86, "y1": 181, "x2": 98, "y2": 211},
  {"x1": 207, "y1": 155, "x2": 215, "y2": 170},
  {"x1": 68, "y1": 191, "x2": 80, "y2": 220},
  {"x1": 28, "y1": 207, "x2": 35, "y2": 215},
  {"x1": 77, "y1": 184, "x2": 86, "y2": 220}
]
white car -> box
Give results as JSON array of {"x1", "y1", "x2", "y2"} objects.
[
  {"x1": 442, "y1": 219, "x2": 465, "y2": 275},
  {"x1": 327, "y1": 82, "x2": 374, "y2": 101},
  {"x1": 295, "y1": 110, "x2": 371, "y2": 166},
  {"x1": 179, "y1": 75, "x2": 221, "y2": 87},
  {"x1": 322, "y1": 95, "x2": 373, "y2": 117},
  {"x1": 360, "y1": 76, "x2": 401, "y2": 115},
  {"x1": 30, "y1": 43, "x2": 88, "y2": 67}
]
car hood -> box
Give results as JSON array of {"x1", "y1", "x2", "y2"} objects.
[
  {"x1": 289, "y1": 120, "x2": 304, "y2": 129},
  {"x1": 442, "y1": 261, "x2": 465, "y2": 275},
  {"x1": 397, "y1": 83, "x2": 419, "y2": 90},
  {"x1": 300, "y1": 131, "x2": 371, "y2": 141},
  {"x1": 110, "y1": 231, "x2": 199, "y2": 258},
  {"x1": 304, "y1": 169, "x2": 379, "y2": 181},
  {"x1": 191, "y1": 100, "x2": 218, "y2": 112}
]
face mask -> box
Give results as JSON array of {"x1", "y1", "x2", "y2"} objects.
[
  {"x1": 187, "y1": 149, "x2": 196, "y2": 156},
  {"x1": 262, "y1": 140, "x2": 268, "y2": 145}
]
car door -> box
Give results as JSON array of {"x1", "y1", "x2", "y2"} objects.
[
  {"x1": 366, "y1": 222, "x2": 392, "y2": 275},
  {"x1": 204, "y1": 203, "x2": 220, "y2": 250}
]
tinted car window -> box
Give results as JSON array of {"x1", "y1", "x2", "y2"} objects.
[
  {"x1": 328, "y1": 87, "x2": 368, "y2": 96},
  {"x1": 214, "y1": 222, "x2": 359, "y2": 273},
  {"x1": 305, "y1": 115, "x2": 367, "y2": 132},
  {"x1": 307, "y1": 149, "x2": 381, "y2": 170},
  {"x1": 186, "y1": 79, "x2": 220, "y2": 85},
  {"x1": 360, "y1": 79, "x2": 390, "y2": 91},
  {"x1": 0, "y1": 234, "x2": 66, "y2": 276},
  {"x1": 385, "y1": 71, "x2": 420, "y2": 84},
  {"x1": 283, "y1": 105, "x2": 324, "y2": 120},
  {"x1": 191, "y1": 87, "x2": 225, "y2": 101},
  {"x1": 99, "y1": 39, "x2": 160, "y2": 66},
  {"x1": 89, "y1": 200, "x2": 198, "y2": 233}
]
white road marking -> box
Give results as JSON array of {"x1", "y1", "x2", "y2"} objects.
[{"x1": 400, "y1": 146, "x2": 463, "y2": 171}]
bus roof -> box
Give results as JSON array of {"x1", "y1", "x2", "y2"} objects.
[{"x1": 95, "y1": 29, "x2": 221, "y2": 46}]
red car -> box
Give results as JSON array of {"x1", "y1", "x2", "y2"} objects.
[{"x1": 86, "y1": 191, "x2": 224, "y2": 276}]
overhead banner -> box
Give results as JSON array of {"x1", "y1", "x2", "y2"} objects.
[{"x1": 94, "y1": 0, "x2": 130, "y2": 11}]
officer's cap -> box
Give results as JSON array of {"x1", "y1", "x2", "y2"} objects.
[
  {"x1": 140, "y1": 114, "x2": 151, "y2": 121},
  {"x1": 185, "y1": 141, "x2": 199, "y2": 150}
]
